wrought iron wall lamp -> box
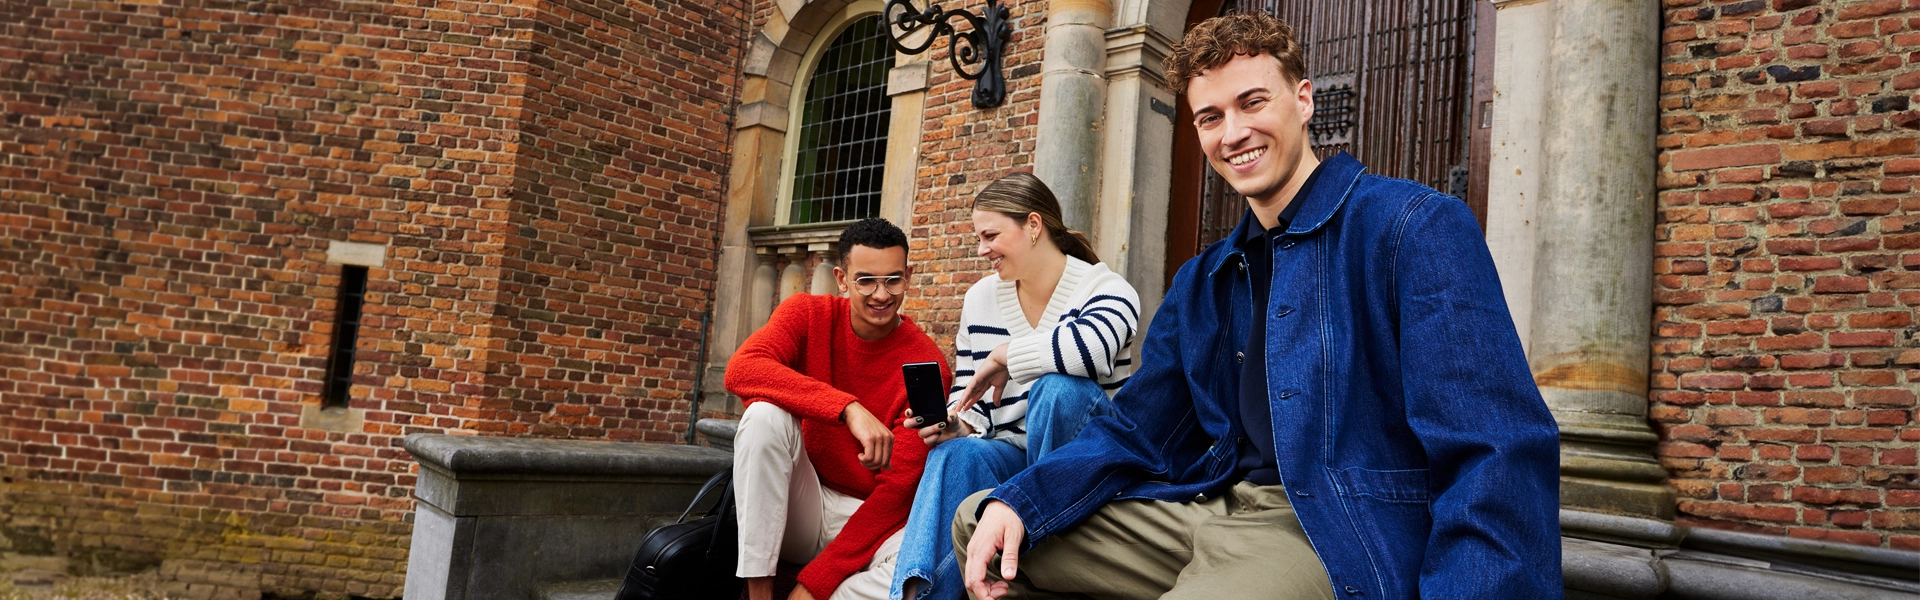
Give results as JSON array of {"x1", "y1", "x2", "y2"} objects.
[{"x1": 884, "y1": 0, "x2": 1011, "y2": 108}]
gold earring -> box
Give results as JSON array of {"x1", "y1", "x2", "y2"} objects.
[{"x1": 1029, "y1": 233, "x2": 1038, "y2": 245}]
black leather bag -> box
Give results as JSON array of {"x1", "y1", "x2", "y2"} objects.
[{"x1": 614, "y1": 468, "x2": 743, "y2": 600}]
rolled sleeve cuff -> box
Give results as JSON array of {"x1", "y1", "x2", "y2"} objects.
[
  {"x1": 1004, "y1": 335, "x2": 1052, "y2": 385},
  {"x1": 984, "y1": 483, "x2": 1051, "y2": 549}
]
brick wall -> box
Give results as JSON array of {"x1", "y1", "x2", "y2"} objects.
[
  {"x1": 0, "y1": 0, "x2": 745, "y2": 596},
  {"x1": 900, "y1": 0, "x2": 1048, "y2": 355},
  {"x1": 1653, "y1": 0, "x2": 1919, "y2": 550}
]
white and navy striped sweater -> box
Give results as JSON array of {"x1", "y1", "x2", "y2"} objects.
[{"x1": 950, "y1": 257, "x2": 1140, "y2": 448}]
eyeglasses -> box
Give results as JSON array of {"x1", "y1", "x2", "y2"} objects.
[{"x1": 852, "y1": 275, "x2": 907, "y2": 296}]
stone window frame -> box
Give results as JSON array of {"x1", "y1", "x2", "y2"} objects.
[{"x1": 773, "y1": 6, "x2": 895, "y2": 226}]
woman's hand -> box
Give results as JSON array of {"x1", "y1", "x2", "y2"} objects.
[
  {"x1": 902, "y1": 408, "x2": 972, "y2": 447},
  {"x1": 954, "y1": 343, "x2": 1011, "y2": 415}
]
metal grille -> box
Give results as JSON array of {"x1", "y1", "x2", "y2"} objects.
[
  {"x1": 1198, "y1": 0, "x2": 1475, "y2": 248},
  {"x1": 789, "y1": 16, "x2": 894, "y2": 224}
]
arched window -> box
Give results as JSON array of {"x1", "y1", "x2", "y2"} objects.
[{"x1": 783, "y1": 15, "x2": 894, "y2": 224}]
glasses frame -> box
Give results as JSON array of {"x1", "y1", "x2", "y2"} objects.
[{"x1": 851, "y1": 275, "x2": 908, "y2": 296}]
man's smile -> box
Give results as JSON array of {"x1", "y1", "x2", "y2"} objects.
[{"x1": 1227, "y1": 147, "x2": 1266, "y2": 168}]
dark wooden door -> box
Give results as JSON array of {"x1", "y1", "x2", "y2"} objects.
[{"x1": 1166, "y1": 0, "x2": 1493, "y2": 283}]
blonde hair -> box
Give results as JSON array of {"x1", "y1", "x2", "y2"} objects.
[{"x1": 973, "y1": 172, "x2": 1099, "y2": 265}]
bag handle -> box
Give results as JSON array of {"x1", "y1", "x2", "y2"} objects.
[{"x1": 677, "y1": 468, "x2": 733, "y2": 523}]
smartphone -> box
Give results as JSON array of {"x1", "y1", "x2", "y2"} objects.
[{"x1": 902, "y1": 361, "x2": 949, "y2": 427}]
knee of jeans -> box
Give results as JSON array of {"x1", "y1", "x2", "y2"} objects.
[
  {"x1": 1030, "y1": 374, "x2": 1104, "y2": 409},
  {"x1": 927, "y1": 437, "x2": 997, "y2": 467}
]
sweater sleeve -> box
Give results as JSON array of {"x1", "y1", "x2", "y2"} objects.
[
  {"x1": 949, "y1": 296, "x2": 993, "y2": 437},
  {"x1": 724, "y1": 296, "x2": 860, "y2": 421},
  {"x1": 797, "y1": 355, "x2": 950, "y2": 597},
  {"x1": 1004, "y1": 270, "x2": 1141, "y2": 385}
]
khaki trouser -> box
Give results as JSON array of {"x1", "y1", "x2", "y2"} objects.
[
  {"x1": 735, "y1": 402, "x2": 904, "y2": 600},
  {"x1": 952, "y1": 482, "x2": 1336, "y2": 600}
]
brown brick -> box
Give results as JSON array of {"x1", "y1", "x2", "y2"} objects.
[
  {"x1": 1670, "y1": 143, "x2": 1784, "y2": 171},
  {"x1": 1784, "y1": 138, "x2": 1920, "y2": 161}
]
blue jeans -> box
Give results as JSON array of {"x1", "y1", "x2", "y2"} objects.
[{"x1": 891, "y1": 374, "x2": 1111, "y2": 600}]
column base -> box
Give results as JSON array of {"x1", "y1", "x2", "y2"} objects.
[
  {"x1": 1551, "y1": 407, "x2": 1677, "y2": 523},
  {"x1": 1561, "y1": 476, "x2": 1676, "y2": 525}
]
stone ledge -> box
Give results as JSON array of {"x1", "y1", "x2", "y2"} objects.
[
  {"x1": 406, "y1": 433, "x2": 731, "y2": 479},
  {"x1": 1561, "y1": 509, "x2": 1920, "y2": 599},
  {"x1": 403, "y1": 434, "x2": 732, "y2": 600}
]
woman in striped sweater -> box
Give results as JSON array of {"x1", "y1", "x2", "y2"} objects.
[{"x1": 891, "y1": 173, "x2": 1141, "y2": 600}]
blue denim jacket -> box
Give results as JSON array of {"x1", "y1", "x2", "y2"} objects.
[{"x1": 988, "y1": 153, "x2": 1562, "y2": 598}]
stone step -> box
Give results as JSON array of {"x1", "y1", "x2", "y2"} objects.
[{"x1": 535, "y1": 578, "x2": 621, "y2": 600}]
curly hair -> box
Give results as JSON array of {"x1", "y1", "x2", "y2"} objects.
[
  {"x1": 1163, "y1": 12, "x2": 1308, "y2": 97},
  {"x1": 836, "y1": 217, "x2": 909, "y2": 260}
]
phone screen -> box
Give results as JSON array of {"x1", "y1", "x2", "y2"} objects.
[{"x1": 901, "y1": 362, "x2": 948, "y2": 426}]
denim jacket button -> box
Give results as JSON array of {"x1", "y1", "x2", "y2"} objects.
[
  {"x1": 1343, "y1": 585, "x2": 1359, "y2": 594},
  {"x1": 1194, "y1": 493, "x2": 1207, "y2": 502},
  {"x1": 1295, "y1": 489, "x2": 1311, "y2": 497},
  {"x1": 1234, "y1": 351, "x2": 1244, "y2": 363}
]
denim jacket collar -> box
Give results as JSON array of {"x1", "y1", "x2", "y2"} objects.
[{"x1": 1205, "y1": 152, "x2": 1367, "y2": 279}]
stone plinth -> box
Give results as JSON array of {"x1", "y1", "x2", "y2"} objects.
[{"x1": 402, "y1": 434, "x2": 732, "y2": 600}]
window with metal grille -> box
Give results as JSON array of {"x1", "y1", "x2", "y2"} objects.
[
  {"x1": 323, "y1": 265, "x2": 368, "y2": 409},
  {"x1": 788, "y1": 15, "x2": 893, "y2": 225}
]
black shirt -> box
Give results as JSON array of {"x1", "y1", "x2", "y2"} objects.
[{"x1": 1233, "y1": 163, "x2": 1323, "y2": 486}]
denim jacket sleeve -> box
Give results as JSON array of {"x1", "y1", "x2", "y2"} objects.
[
  {"x1": 986, "y1": 263, "x2": 1201, "y2": 544},
  {"x1": 1390, "y1": 194, "x2": 1563, "y2": 597}
]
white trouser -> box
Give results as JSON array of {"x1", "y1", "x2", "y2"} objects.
[{"x1": 735, "y1": 402, "x2": 903, "y2": 600}]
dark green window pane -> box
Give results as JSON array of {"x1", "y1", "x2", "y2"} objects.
[{"x1": 790, "y1": 16, "x2": 892, "y2": 224}]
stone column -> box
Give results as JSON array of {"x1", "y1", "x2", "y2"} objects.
[
  {"x1": 751, "y1": 247, "x2": 778, "y2": 330},
  {"x1": 778, "y1": 246, "x2": 808, "y2": 302},
  {"x1": 1033, "y1": 0, "x2": 1113, "y2": 233},
  {"x1": 1485, "y1": 0, "x2": 1672, "y2": 522},
  {"x1": 1096, "y1": 24, "x2": 1177, "y2": 336},
  {"x1": 809, "y1": 245, "x2": 837, "y2": 296}
]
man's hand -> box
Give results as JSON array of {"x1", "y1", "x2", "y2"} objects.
[
  {"x1": 954, "y1": 343, "x2": 1011, "y2": 414},
  {"x1": 903, "y1": 408, "x2": 971, "y2": 447},
  {"x1": 964, "y1": 500, "x2": 1026, "y2": 600},
  {"x1": 843, "y1": 402, "x2": 893, "y2": 471}
]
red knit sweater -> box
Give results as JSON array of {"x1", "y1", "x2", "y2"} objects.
[{"x1": 724, "y1": 294, "x2": 950, "y2": 598}]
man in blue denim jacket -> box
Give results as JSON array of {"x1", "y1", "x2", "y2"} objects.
[{"x1": 953, "y1": 13, "x2": 1562, "y2": 599}]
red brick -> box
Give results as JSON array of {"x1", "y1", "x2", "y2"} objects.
[
  {"x1": 1836, "y1": 0, "x2": 1905, "y2": 20},
  {"x1": 1670, "y1": 144, "x2": 1784, "y2": 171},
  {"x1": 1779, "y1": 256, "x2": 1842, "y2": 271},
  {"x1": 1830, "y1": 331, "x2": 1896, "y2": 347},
  {"x1": 1825, "y1": 428, "x2": 1899, "y2": 442},
  {"x1": 1804, "y1": 466, "x2": 1862, "y2": 484},
  {"x1": 1796, "y1": 445, "x2": 1834, "y2": 462},
  {"x1": 1784, "y1": 138, "x2": 1920, "y2": 161},
  {"x1": 1812, "y1": 276, "x2": 1871, "y2": 293},
  {"x1": 1857, "y1": 389, "x2": 1919, "y2": 406},
  {"x1": 1756, "y1": 332, "x2": 1824, "y2": 350}
]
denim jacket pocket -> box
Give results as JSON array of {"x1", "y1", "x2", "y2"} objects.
[{"x1": 1338, "y1": 467, "x2": 1432, "y2": 504}]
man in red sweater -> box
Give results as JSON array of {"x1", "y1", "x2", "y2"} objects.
[{"x1": 725, "y1": 218, "x2": 952, "y2": 600}]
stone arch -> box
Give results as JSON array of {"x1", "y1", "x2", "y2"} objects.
[{"x1": 703, "y1": 0, "x2": 929, "y2": 415}]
